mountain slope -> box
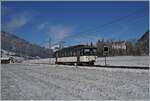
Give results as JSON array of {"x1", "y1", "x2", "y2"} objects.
[
  {"x1": 136, "y1": 30, "x2": 149, "y2": 55},
  {"x1": 1, "y1": 31, "x2": 52, "y2": 58},
  {"x1": 137, "y1": 30, "x2": 149, "y2": 43}
]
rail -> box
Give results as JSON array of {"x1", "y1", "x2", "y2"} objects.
[{"x1": 80, "y1": 65, "x2": 149, "y2": 69}]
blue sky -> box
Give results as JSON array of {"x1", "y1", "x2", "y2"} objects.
[{"x1": 1, "y1": 1, "x2": 149, "y2": 47}]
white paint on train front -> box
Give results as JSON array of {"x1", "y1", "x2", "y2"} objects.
[{"x1": 80, "y1": 56, "x2": 97, "y2": 62}]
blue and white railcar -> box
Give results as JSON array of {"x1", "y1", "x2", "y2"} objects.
[{"x1": 54, "y1": 45, "x2": 97, "y2": 65}]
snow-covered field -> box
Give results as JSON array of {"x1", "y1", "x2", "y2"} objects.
[
  {"x1": 1, "y1": 63, "x2": 149, "y2": 100},
  {"x1": 24, "y1": 56, "x2": 149, "y2": 67},
  {"x1": 95, "y1": 56, "x2": 149, "y2": 67}
]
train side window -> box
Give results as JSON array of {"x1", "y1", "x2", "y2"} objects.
[
  {"x1": 69, "y1": 51, "x2": 71, "y2": 57},
  {"x1": 70, "y1": 51, "x2": 72, "y2": 56},
  {"x1": 72, "y1": 51, "x2": 73, "y2": 56},
  {"x1": 72, "y1": 50, "x2": 73, "y2": 56},
  {"x1": 64, "y1": 51, "x2": 65, "y2": 57},
  {"x1": 73, "y1": 51, "x2": 76, "y2": 56},
  {"x1": 66, "y1": 52, "x2": 67, "y2": 57},
  {"x1": 66, "y1": 50, "x2": 68, "y2": 57},
  {"x1": 64, "y1": 52, "x2": 65, "y2": 57},
  {"x1": 69, "y1": 51, "x2": 71, "y2": 56},
  {"x1": 77, "y1": 49, "x2": 79, "y2": 56},
  {"x1": 58, "y1": 52, "x2": 60, "y2": 57},
  {"x1": 64, "y1": 52, "x2": 66, "y2": 57},
  {"x1": 68, "y1": 50, "x2": 70, "y2": 57},
  {"x1": 61, "y1": 51, "x2": 63, "y2": 57},
  {"x1": 75, "y1": 49, "x2": 77, "y2": 56},
  {"x1": 73, "y1": 51, "x2": 74, "y2": 56},
  {"x1": 70, "y1": 50, "x2": 72, "y2": 56},
  {"x1": 65, "y1": 51, "x2": 67, "y2": 57},
  {"x1": 73, "y1": 50, "x2": 75, "y2": 56},
  {"x1": 80, "y1": 49, "x2": 83, "y2": 56},
  {"x1": 66, "y1": 51, "x2": 68, "y2": 57},
  {"x1": 67, "y1": 51, "x2": 69, "y2": 57}
]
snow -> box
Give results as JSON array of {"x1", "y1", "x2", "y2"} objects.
[
  {"x1": 1, "y1": 63, "x2": 149, "y2": 100},
  {"x1": 95, "y1": 56, "x2": 149, "y2": 67},
  {"x1": 23, "y1": 58, "x2": 52, "y2": 64}
]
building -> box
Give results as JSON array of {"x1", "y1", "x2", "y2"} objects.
[
  {"x1": 110, "y1": 41, "x2": 127, "y2": 56},
  {"x1": 112, "y1": 41, "x2": 126, "y2": 50}
]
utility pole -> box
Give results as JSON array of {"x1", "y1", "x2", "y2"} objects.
[
  {"x1": 49, "y1": 37, "x2": 51, "y2": 64},
  {"x1": 43, "y1": 37, "x2": 65, "y2": 65},
  {"x1": 58, "y1": 41, "x2": 65, "y2": 49},
  {"x1": 103, "y1": 46, "x2": 109, "y2": 66}
]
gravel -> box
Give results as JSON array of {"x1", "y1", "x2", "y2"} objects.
[{"x1": 1, "y1": 63, "x2": 149, "y2": 100}]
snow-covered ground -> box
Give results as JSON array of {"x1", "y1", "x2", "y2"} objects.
[
  {"x1": 24, "y1": 56, "x2": 149, "y2": 67},
  {"x1": 24, "y1": 58, "x2": 52, "y2": 64},
  {"x1": 1, "y1": 63, "x2": 149, "y2": 100},
  {"x1": 95, "y1": 56, "x2": 149, "y2": 67}
]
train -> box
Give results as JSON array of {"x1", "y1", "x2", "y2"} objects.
[{"x1": 53, "y1": 45, "x2": 97, "y2": 65}]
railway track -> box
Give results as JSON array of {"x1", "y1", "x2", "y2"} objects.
[
  {"x1": 80, "y1": 64, "x2": 149, "y2": 70},
  {"x1": 32, "y1": 63, "x2": 149, "y2": 70}
]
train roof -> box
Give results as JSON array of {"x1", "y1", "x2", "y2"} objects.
[{"x1": 56, "y1": 45, "x2": 97, "y2": 52}]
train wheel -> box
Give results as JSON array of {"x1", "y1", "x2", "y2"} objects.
[
  {"x1": 74, "y1": 63, "x2": 77, "y2": 66},
  {"x1": 90, "y1": 62, "x2": 94, "y2": 65}
]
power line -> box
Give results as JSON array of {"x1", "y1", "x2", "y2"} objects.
[
  {"x1": 65, "y1": 11, "x2": 148, "y2": 45},
  {"x1": 79, "y1": 13, "x2": 148, "y2": 40},
  {"x1": 63, "y1": 7, "x2": 148, "y2": 41},
  {"x1": 42, "y1": 7, "x2": 148, "y2": 48},
  {"x1": 69, "y1": 14, "x2": 148, "y2": 44}
]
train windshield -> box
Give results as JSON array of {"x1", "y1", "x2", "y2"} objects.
[
  {"x1": 93, "y1": 49, "x2": 96, "y2": 53},
  {"x1": 83, "y1": 48, "x2": 97, "y2": 55},
  {"x1": 84, "y1": 49, "x2": 90, "y2": 52}
]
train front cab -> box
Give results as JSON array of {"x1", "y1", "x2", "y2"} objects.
[{"x1": 79, "y1": 47, "x2": 97, "y2": 65}]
